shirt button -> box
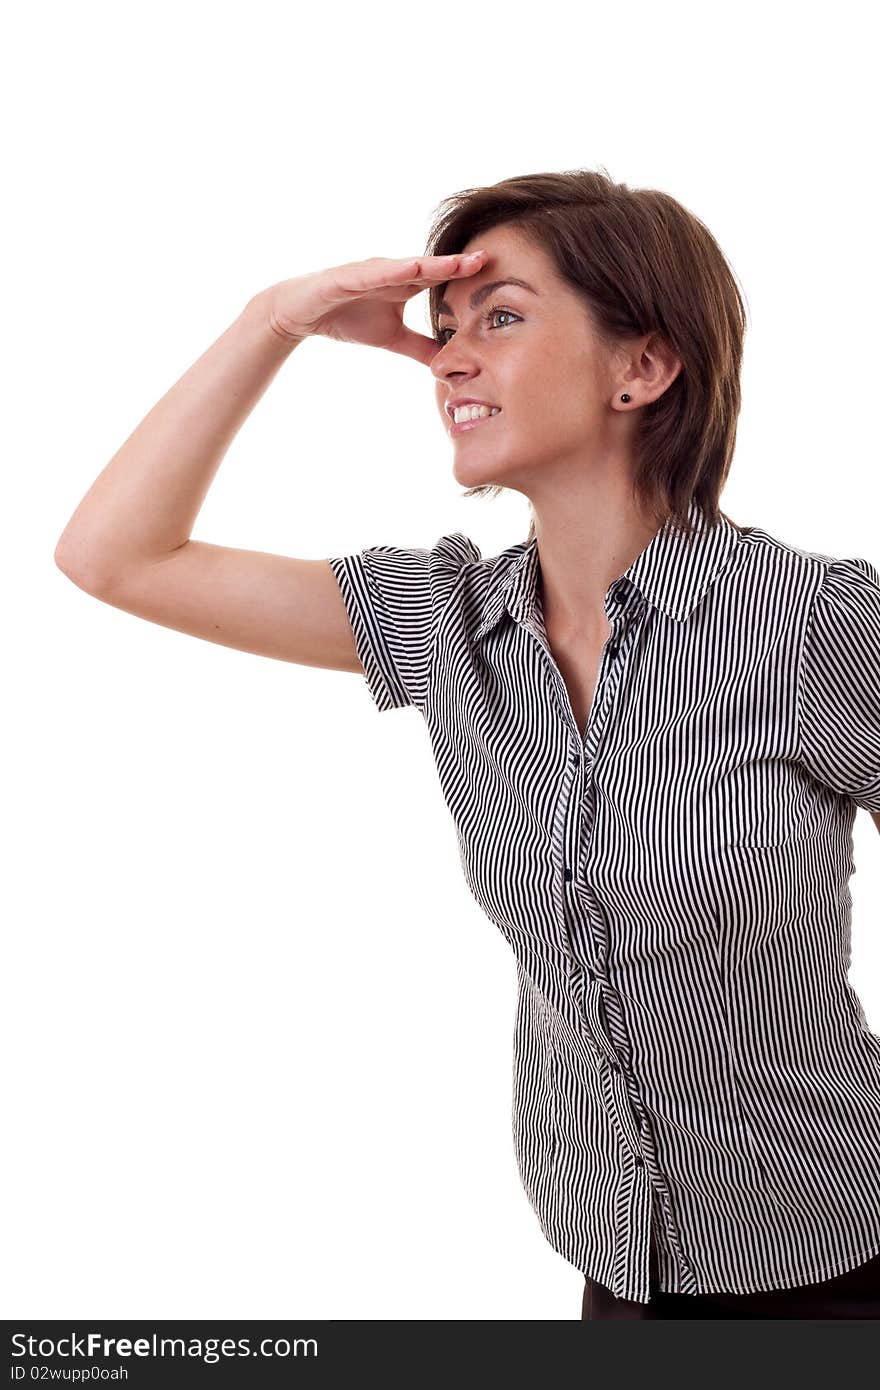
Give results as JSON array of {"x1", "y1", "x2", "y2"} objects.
[
  {"x1": 564, "y1": 866, "x2": 572, "y2": 882},
  {"x1": 609, "y1": 1059, "x2": 621, "y2": 1072},
  {"x1": 634, "y1": 1156, "x2": 645, "y2": 1167}
]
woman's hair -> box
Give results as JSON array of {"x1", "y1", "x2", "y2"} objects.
[{"x1": 424, "y1": 166, "x2": 749, "y2": 541}]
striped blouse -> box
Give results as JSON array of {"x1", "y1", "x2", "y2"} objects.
[{"x1": 327, "y1": 499, "x2": 880, "y2": 1303}]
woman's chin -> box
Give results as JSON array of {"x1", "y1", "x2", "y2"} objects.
[{"x1": 451, "y1": 456, "x2": 506, "y2": 489}]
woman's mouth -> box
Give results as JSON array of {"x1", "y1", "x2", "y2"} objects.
[{"x1": 449, "y1": 410, "x2": 502, "y2": 437}]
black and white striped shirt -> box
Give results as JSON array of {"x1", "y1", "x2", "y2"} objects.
[{"x1": 328, "y1": 499, "x2": 880, "y2": 1303}]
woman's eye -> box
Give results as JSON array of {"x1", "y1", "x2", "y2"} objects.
[{"x1": 436, "y1": 305, "x2": 521, "y2": 345}]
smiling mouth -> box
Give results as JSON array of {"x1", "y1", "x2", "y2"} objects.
[{"x1": 449, "y1": 410, "x2": 502, "y2": 436}]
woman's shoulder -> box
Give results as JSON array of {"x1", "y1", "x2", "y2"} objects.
[{"x1": 731, "y1": 516, "x2": 879, "y2": 591}]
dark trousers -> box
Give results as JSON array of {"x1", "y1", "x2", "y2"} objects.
[{"x1": 581, "y1": 1235, "x2": 880, "y2": 1319}]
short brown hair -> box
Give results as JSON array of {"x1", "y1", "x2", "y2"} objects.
[{"x1": 424, "y1": 166, "x2": 749, "y2": 541}]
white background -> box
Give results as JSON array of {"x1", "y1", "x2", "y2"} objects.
[{"x1": 5, "y1": 0, "x2": 879, "y2": 1321}]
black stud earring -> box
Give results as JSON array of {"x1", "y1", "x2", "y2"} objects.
[{"x1": 620, "y1": 393, "x2": 631, "y2": 403}]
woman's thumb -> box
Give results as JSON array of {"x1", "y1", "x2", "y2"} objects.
[{"x1": 390, "y1": 324, "x2": 445, "y2": 369}]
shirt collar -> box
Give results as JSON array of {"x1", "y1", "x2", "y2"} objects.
[{"x1": 472, "y1": 499, "x2": 743, "y2": 644}]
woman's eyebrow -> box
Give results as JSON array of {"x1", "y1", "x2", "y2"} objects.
[{"x1": 437, "y1": 277, "x2": 540, "y2": 317}]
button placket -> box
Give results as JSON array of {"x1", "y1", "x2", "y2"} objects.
[
  {"x1": 535, "y1": 634, "x2": 592, "y2": 965},
  {"x1": 652, "y1": 1186, "x2": 690, "y2": 1272},
  {"x1": 544, "y1": 595, "x2": 658, "y2": 1207},
  {"x1": 561, "y1": 749, "x2": 598, "y2": 977}
]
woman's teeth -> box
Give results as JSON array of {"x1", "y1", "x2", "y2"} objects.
[{"x1": 452, "y1": 404, "x2": 501, "y2": 424}]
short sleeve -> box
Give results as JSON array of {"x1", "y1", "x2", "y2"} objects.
[
  {"x1": 327, "y1": 531, "x2": 481, "y2": 714},
  {"x1": 798, "y1": 555, "x2": 880, "y2": 813}
]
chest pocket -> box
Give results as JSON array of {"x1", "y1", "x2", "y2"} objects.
[
  {"x1": 720, "y1": 755, "x2": 814, "y2": 850},
  {"x1": 728, "y1": 829, "x2": 814, "y2": 850},
  {"x1": 725, "y1": 808, "x2": 814, "y2": 849}
]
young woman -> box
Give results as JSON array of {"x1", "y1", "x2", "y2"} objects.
[{"x1": 55, "y1": 168, "x2": 880, "y2": 1319}]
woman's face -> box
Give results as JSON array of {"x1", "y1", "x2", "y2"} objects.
[{"x1": 431, "y1": 223, "x2": 625, "y2": 498}]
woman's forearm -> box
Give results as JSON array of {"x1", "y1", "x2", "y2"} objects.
[{"x1": 54, "y1": 291, "x2": 301, "y2": 591}]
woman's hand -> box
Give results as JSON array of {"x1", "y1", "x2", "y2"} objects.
[{"x1": 253, "y1": 250, "x2": 486, "y2": 367}]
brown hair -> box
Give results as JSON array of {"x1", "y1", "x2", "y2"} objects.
[{"x1": 424, "y1": 166, "x2": 749, "y2": 541}]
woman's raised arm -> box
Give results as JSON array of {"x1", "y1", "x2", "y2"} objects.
[{"x1": 53, "y1": 250, "x2": 486, "y2": 669}]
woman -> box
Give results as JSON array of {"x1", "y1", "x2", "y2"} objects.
[{"x1": 55, "y1": 168, "x2": 880, "y2": 1318}]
